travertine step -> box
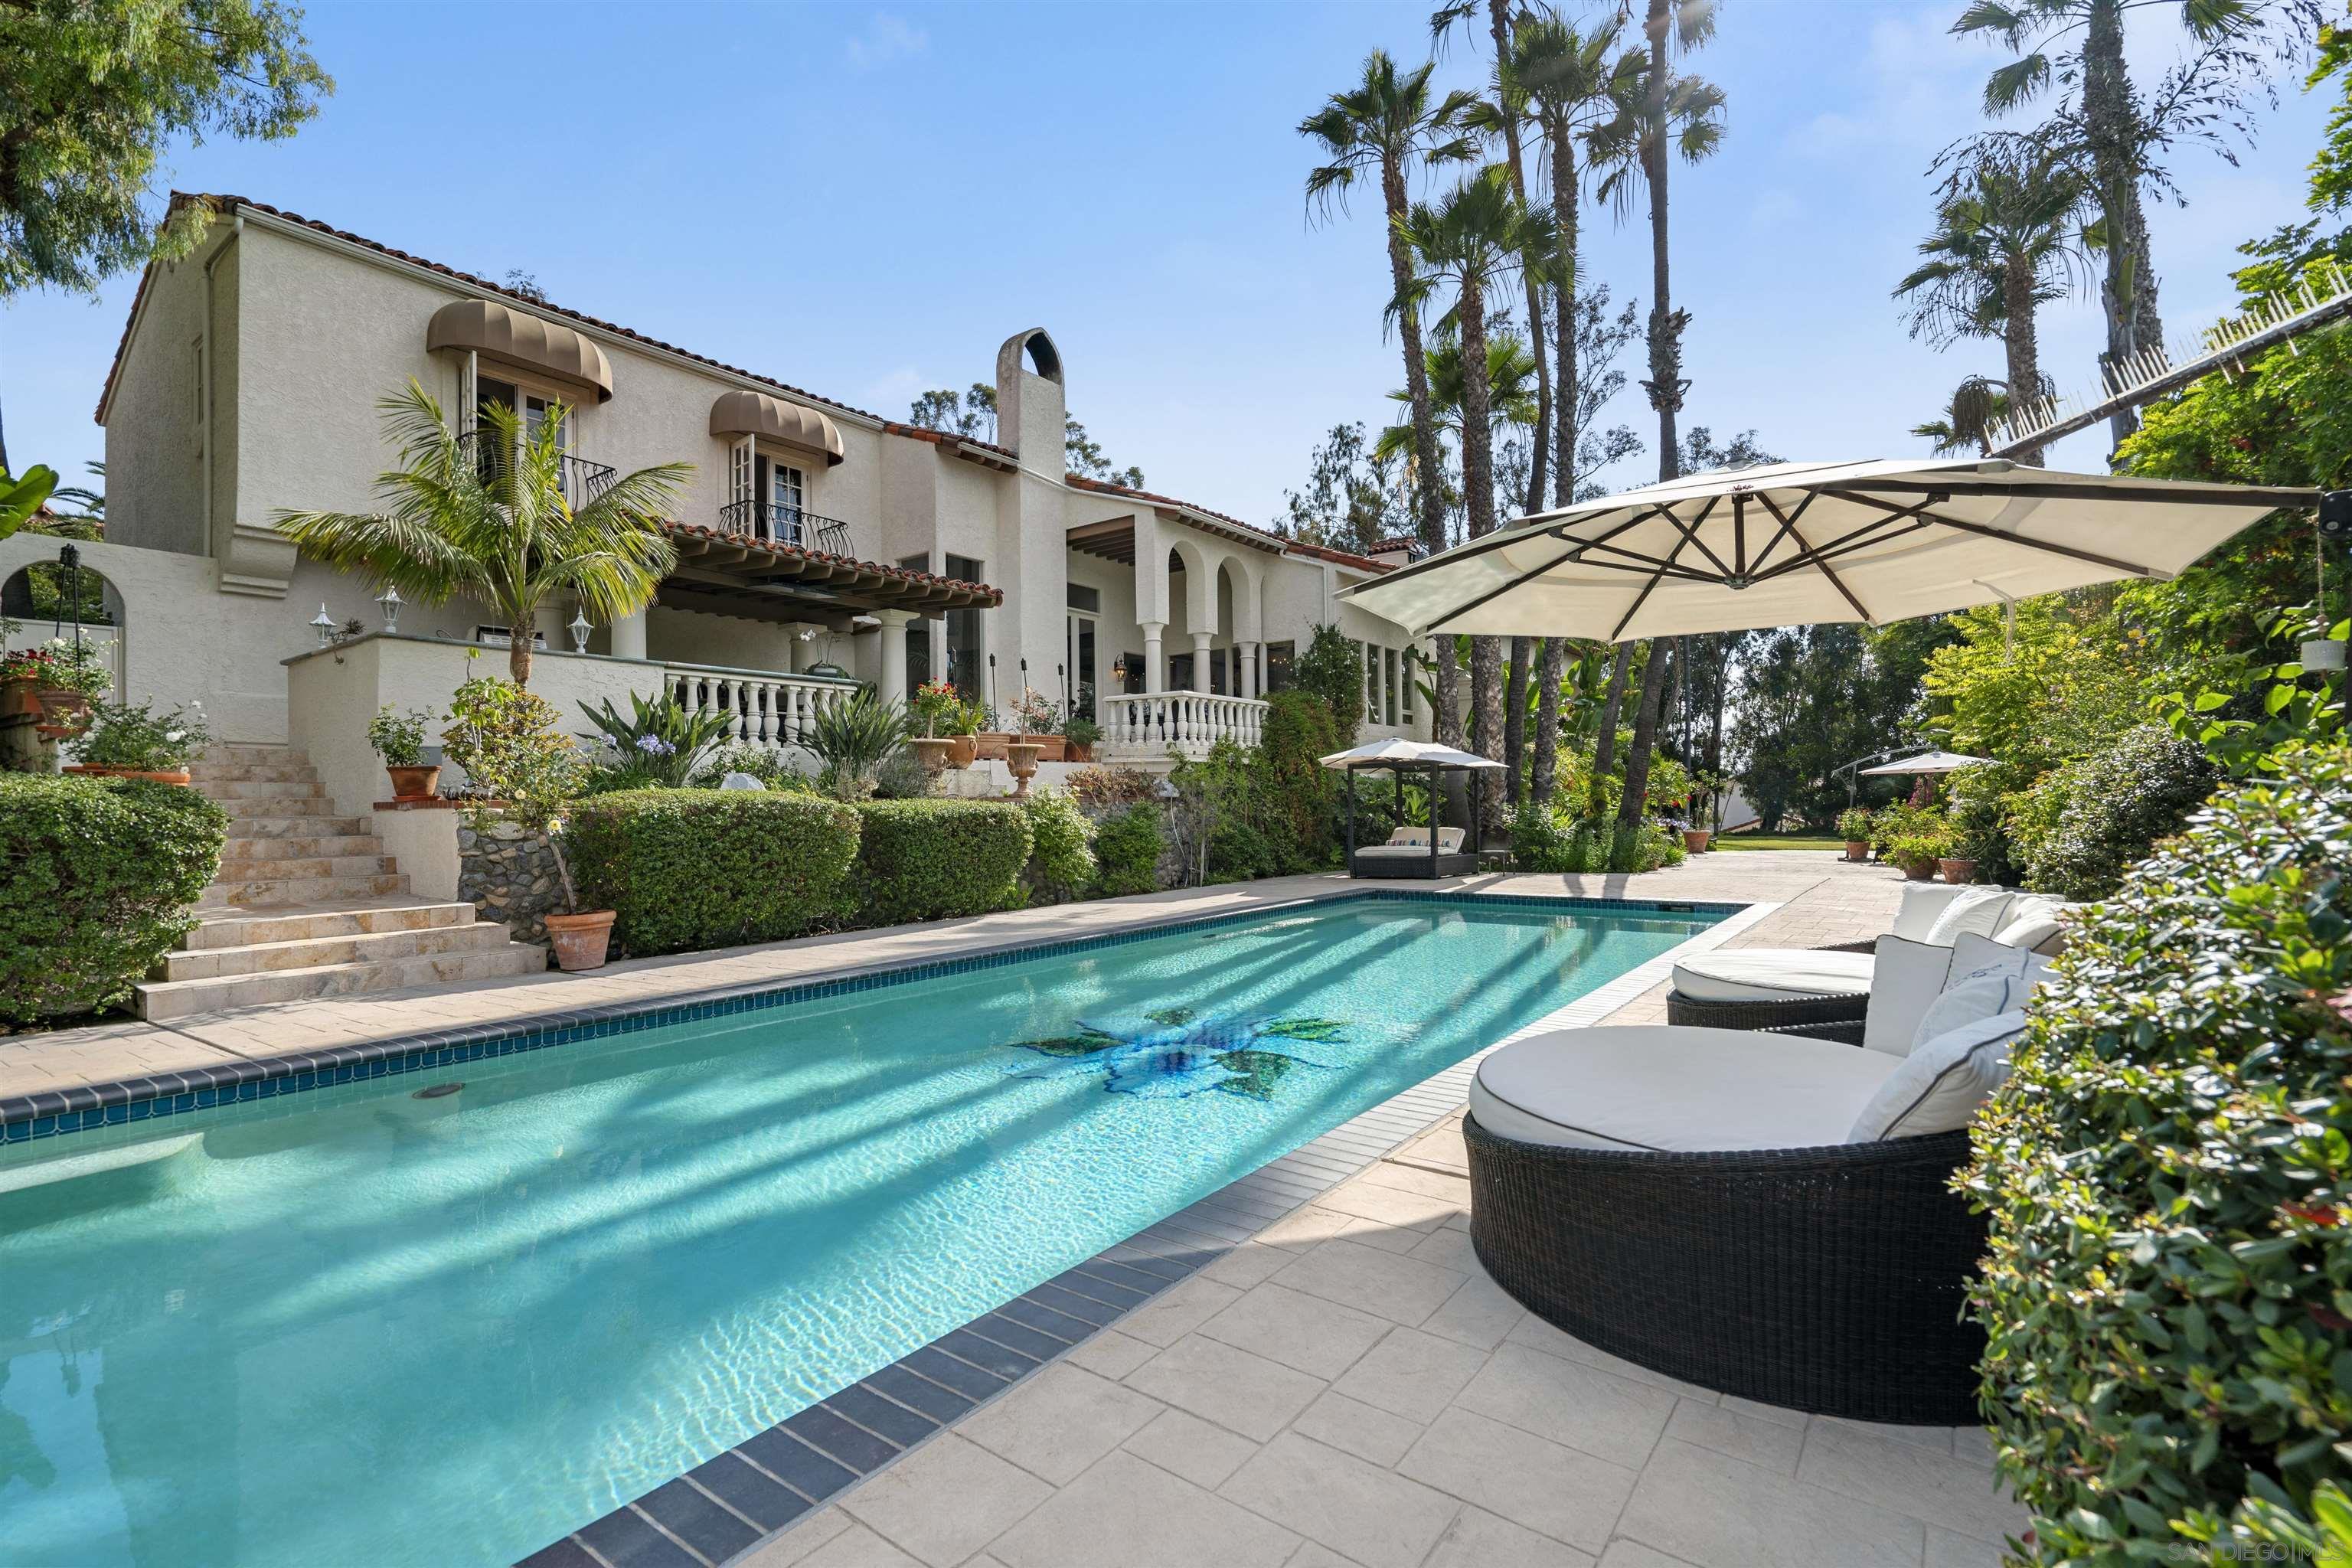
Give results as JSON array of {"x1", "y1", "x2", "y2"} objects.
[
  {"x1": 186, "y1": 761, "x2": 318, "y2": 785},
  {"x1": 155, "y1": 920, "x2": 521, "y2": 981},
  {"x1": 213, "y1": 853, "x2": 399, "y2": 883},
  {"x1": 212, "y1": 796, "x2": 353, "y2": 821},
  {"x1": 203, "y1": 742, "x2": 300, "y2": 764},
  {"x1": 184, "y1": 898, "x2": 475, "y2": 950},
  {"x1": 192, "y1": 778, "x2": 328, "y2": 800},
  {"x1": 198, "y1": 872, "x2": 411, "y2": 910},
  {"x1": 221, "y1": 835, "x2": 386, "y2": 861},
  {"x1": 136, "y1": 943, "x2": 547, "y2": 1019}
]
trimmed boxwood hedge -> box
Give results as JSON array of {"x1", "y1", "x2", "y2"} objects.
[
  {"x1": 565, "y1": 788, "x2": 861, "y2": 957},
  {"x1": 1962, "y1": 746, "x2": 2352, "y2": 1562},
  {"x1": 852, "y1": 799, "x2": 1031, "y2": 925},
  {"x1": 0, "y1": 773, "x2": 226, "y2": 1023}
]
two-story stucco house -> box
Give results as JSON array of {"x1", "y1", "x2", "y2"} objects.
[{"x1": 1, "y1": 192, "x2": 1428, "y2": 819}]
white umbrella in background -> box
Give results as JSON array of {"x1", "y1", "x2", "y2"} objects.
[
  {"x1": 1318, "y1": 737, "x2": 1506, "y2": 772},
  {"x1": 1338, "y1": 457, "x2": 2316, "y2": 641},
  {"x1": 1860, "y1": 750, "x2": 1993, "y2": 776}
]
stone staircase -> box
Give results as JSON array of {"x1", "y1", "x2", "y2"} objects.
[{"x1": 135, "y1": 743, "x2": 547, "y2": 1020}]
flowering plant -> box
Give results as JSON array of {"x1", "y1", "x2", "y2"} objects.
[
  {"x1": 635, "y1": 734, "x2": 675, "y2": 757},
  {"x1": 911, "y1": 678, "x2": 961, "y2": 739},
  {"x1": 1009, "y1": 686, "x2": 1060, "y2": 737},
  {"x1": 71, "y1": 697, "x2": 211, "y2": 770},
  {"x1": 2, "y1": 641, "x2": 111, "y2": 697}
]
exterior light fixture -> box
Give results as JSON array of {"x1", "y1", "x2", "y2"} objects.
[
  {"x1": 569, "y1": 608, "x2": 592, "y2": 654},
  {"x1": 376, "y1": 583, "x2": 403, "y2": 634},
  {"x1": 311, "y1": 603, "x2": 337, "y2": 646}
]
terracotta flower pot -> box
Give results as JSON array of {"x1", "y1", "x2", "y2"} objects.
[
  {"x1": 1005, "y1": 741, "x2": 1044, "y2": 800},
  {"x1": 1900, "y1": 859, "x2": 1939, "y2": 881},
  {"x1": 385, "y1": 763, "x2": 441, "y2": 802},
  {"x1": 543, "y1": 910, "x2": 616, "y2": 972},
  {"x1": 1682, "y1": 829, "x2": 1710, "y2": 854},
  {"x1": 0, "y1": 675, "x2": 40, "y2": 720},
  {"x1": 974, "y1": 731, "x2": 1014, "y2": 761},
  {"x1": 1938, "y1": 858, "x2": 1979, "y2": 885},
  {"x1": 1023, "y1": 734, "x2": 1067, "y2": 763},
  {"x1": 64, "y1": 764, "x2": 191, "y2": 786},
  {"x1": 34, "y1": 687, "x2": 90, "y2": 723},
  {"x1": 946, "y1": 734, "x2": 978, "y2": 768},
  {"x1": 909, "y1": 737, "x2": 955, "y2": 776},
  {"x1": 1843, "y1": 840, "x2": 1870, "y2": 863},
  {"x1": 1064, "y1": 741, "x2": 1093, "y2": 763}
]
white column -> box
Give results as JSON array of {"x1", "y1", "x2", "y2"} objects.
[
  {"x1": 1139, "y1": 620, "x2": 1165, "y2": 695},
  {"x1": 874, "y1": 609, "x2": 916, "y2": 707},
  {"x1": 1191, "y1": 632, "x2": 1212, "y2": 693},
  {"x1": 610, "y1": 607, "x2": 648, "y2": 662},
  {"x1": 1243, "y1": 642, "x2": 1260, "y2": 699}
]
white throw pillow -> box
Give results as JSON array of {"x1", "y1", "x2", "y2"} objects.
[
  {"x1": 1890, "y1": 883, "x2": 1969, "y2": 942},
  {"x1": 1948, "y1": 930, "x2": 2034, "y2": 988},
  {"x1": 1850, "y1": 1011, "x2": 2028, "y2": 1141},
  {"x1": 1909, "y1": 969, "x2": 2022, "y2": 1057},
  {"x1": 1864, "y1": 933, "x2": 1956, "y2": 1057},
  {"x1": 1922, "y1": 885, "x2": 2017, "y2": 946}
]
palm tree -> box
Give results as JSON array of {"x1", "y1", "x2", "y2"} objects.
[
  {"x1": 1894, "y1": 146, "x2": 2086, "y2": 463},
  {"x1": 1394, "y1": 167, "x2": 1562, "y2": 817},
  {"x1": 1591, "y1": 0, "x2": 1722, "y2": 854},
  {"x1": 1954, "y1": 0, "x2": 2301, "y2": 444},
  {"x1": 1374, "y1": 330, "x2": 1540, "y2": 461},
  {"x1": 1914, "y1": 375, "x2": 2017, "y2": 455},
  {"x1": 1303, "y1": 52, "x2": 1480, "y2": 745},
  {"x1": 274, "y1": 381, "x2": 689, "y2": 685}
]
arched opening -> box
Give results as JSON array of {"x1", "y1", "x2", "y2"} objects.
[
  {"x1": 3, "y1": 558, "x2": 125, "y2": 699},
  {"x1": 1021, "y1": 330, "x2": 1063, "y2": 384},
  {"x1": 1214, "y1": 562, "x2": 1241, "y2": 695}
]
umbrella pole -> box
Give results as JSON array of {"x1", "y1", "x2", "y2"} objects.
[
  {"x1": 1429, "y1": 766, "x2": 1440, "y2": 878},
  {"x1": 1346, "y1": 767, "x2": 1357, "y2": 872},
  {"x1": 1472, "y1": 769, "x2": 1483, "y2": 867}
]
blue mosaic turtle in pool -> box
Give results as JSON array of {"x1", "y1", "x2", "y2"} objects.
[{"x1": 1006, "y1": 1006, "x2": 1353, "y2": 1099}]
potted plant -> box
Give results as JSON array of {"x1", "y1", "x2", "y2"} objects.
[
  {"x1": 65, "y1": 697, "x2": 210, "y2": 784},
  {"x1": 1836, "y1": 807, "x2": 1874, "y2": 862},
  {"x1": 368, "y1": 704, "x2": 440, "y2": 800},
  {"x1": 1005, "y1": 687, "x2": 1059, "y2": 798},
  {"x1": 1883, "y1": 818, "x2": 1955, "y2": 881},
  {"x1": 1679, "y1": 819, "x2": 1710, "y2": 854},
  {"x1": 1063, "y1": 715, "x2": 1101, "y2": 763},
  {"x1": 972, "y1": 703, "x2": 1013, "y2": 762},
  {"x1": 28, "y1": 639, "x2": 110, "y2": 730},
  {"x1": 908, "y1": 679, "x2": 961, "y2": 776},
  {"x1": 440, "y1": 674, "x2": 604, "y2": 969},
  {"x1": 946, "y1": 698, "x2": 983, "y2": 768}
]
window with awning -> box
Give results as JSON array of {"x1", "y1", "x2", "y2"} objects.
[{"x1": 425, "y1": 299, "x2": 613, "y2": 403}]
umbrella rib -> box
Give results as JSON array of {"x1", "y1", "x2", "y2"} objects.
[
  {"x1": 1425, "y1": 540, "x2": 1589, "y2": 631},
  {"x1": 1838, "y1": 491, "x2": 2171, "y2": 580},
  {"x1": 1608, "y1": 512, "x2": 1706, "y2": 641},
  {"x1": 1652, "y1": 495, "x2": 1734, "y2": 581},
  {"x1": 1750, "y1": 518, "x2": 1935, "y2": 585},
  {"x1": 1409, "y1": 505, "x2": 1674, "y2": 632},
  {"x1": 1780, "y1": 511, "x2": 1874, "y2": 623},
  {"x1": 1745, "y1": 491, "x2": 1817, "y2": 576}
]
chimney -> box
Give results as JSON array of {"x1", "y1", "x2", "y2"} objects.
[{"x1": 995, "y1": 328, "x2": 1065, "y2": 482}]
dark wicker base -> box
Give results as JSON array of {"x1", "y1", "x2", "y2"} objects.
[
  {"x1": 1350, "y1": 851, "x2": 1480, "y2": 878},
  {"x1": 1664, "y1": 939, "x2": 1877, "y2": 1034},
  {"x1": 1463, "y1": 1113, "x2": 1988, "y2": 1426}
]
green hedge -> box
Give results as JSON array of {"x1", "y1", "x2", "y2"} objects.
[
  {"x1": 852, "y1": 799, "x2": 1031, "y2": 924},
  {"x1": 565, "y1": 789, "x2": 861, "y2": 956},
  {"x1": 1021, "y1": 793, "x2": 1096, "y2": 905},
  {"x1": 1962, "y1": 747, "x2": 2352, "y2": 1561},
  {"x1": 0, "y1": 774, "x2": 225, "y2": 1022},
  {"x1": 2014, "y1": 725, "x2": 2216, "y2": 900},
  {"x1": 1093, "y1": 802, "x2": 1162, "y2": 896}
]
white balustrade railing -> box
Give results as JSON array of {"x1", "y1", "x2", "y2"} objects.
[
  {"x1": 663, "y1": 664, "x2": 854, "y2": 757},
  {"x1": 1097, "y1": 691, "x2": 1270, "y2": 761}
]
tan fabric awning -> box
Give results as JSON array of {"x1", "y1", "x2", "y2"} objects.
[
  {"x1": 426, "y1": 299, "x2": 614, "y2": 403},
  {"x1": 708, "y1": 389, "x2": 845, "y2": 467}
]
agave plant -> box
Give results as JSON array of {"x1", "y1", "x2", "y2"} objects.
[
  {"x1": 808, "y1": 691, "x2": 910, "y2": 800},
  {"x1": 578, "y1": 691, "x2": 733, "y2": 789}
]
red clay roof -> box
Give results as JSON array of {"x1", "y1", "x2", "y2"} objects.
[{"x1": 1283, "y1": 541, "x2": 1395, "y2": 574}]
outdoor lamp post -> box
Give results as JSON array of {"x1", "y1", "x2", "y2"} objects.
[
  {"x1": 375, "y1": 583, "x2": 403, "y2": 635},
  {"x1": 55, "y1": 543, "x2": 83, "y2": 652},
  {"x1": 569, "y1": 608, "x2": 592, "y2": 654},
  {"x1": 311, "y1": 603, "x2": 337, "y2": 647}
]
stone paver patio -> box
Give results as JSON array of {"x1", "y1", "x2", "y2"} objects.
[{"x1": 3, "y1": 850, "x2": 2024, "y2": 1566}]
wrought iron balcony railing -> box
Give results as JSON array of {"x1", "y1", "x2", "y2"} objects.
[
  {"x1": 717, "y1": 501, "x2": 854, "y2": 556},
  {"x1": 454, "y1": 429, "x2": 619, "y2": 507}
]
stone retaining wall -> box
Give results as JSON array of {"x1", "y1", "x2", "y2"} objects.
[{"x1": 457, "y1": 820, "x2": 565, "y2": 946}]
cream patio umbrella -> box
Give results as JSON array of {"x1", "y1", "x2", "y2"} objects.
[
  {"x1": 1320, "y1": 738, "x2": 1505, "y2": 879},
  {"x1": 1859, "y1": 750, "x2": 1993, "y2": 776},
  {"x1": 1338, "y1": 457, "x2": 2315, "y2": 640}
]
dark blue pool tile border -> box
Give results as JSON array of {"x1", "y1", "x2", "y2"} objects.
[{"x1": 1, "y1": 889, "x2": 1738, "y2": 1146}]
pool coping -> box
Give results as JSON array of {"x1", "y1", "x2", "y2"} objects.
[
  {"x1": 499, "y1": 894, "x2": 1782, "y2": 1568},
  {"x1": 0, "y1": 889, "x2": 1747, "y2": 1146}
]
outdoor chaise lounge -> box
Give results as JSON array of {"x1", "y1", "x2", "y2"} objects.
[
  {"x1": 1664, "y1": 883, "x2": 2069, "y2": 1039},
  {"x1": 1351, "y1": 825, "x2": 1478, "y2": 879},
  {"x1": 1465, "y1": 929, "x2": 2050, "y2": 1425}
]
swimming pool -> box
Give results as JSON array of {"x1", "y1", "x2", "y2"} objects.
[{"x1": 0, "y1": 893, "x2": 1723, "y2": 1567}]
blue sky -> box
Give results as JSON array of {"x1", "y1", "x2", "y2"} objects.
[{"x1": 1, "y1": 0, "x2": 2333, "y2": 528}]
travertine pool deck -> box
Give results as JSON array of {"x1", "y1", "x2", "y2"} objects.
[{"x1": 3, "y1": 851, "x2": 2025, "y2": 1565}]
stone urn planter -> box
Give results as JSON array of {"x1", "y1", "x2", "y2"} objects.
[
  {"x1": 543, "y1": 910, "x2": 617, "y2": 972},
  {"x1": 1843, "y1": 840, "x2": 1870, "y2": 863},
  {"x1": 910, "y1": 737, "x2": 956, "y2": 778},
  {"x1": 1682, "y1": 828, "x2": 1710, "y2": 854},
  {"x1": 1938, "y1": 857, "x2": 1979, "y2": 885},
  {"x1": 1005, "y1": 740, "x2": 1044, "y2": 800},
  {"x1": 64, "y1": 763, "x2": 191, "y2": 786},
  {"x1": 946, "y1": 734, "x2": 978, "y2": 769},
  {"x1": 384, "y1": 763, "x2": 441, "y2": 802}
]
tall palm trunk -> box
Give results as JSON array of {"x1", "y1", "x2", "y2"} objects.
[
  {"x1": 1488, "y1": 0, "x2": 1541, "y2": 804},
  {"x1": 2083, "y1": 0, "x2": 2160, "y2": 450},
  {"x1": 511, "y1": 642, "x2": 534, "y2": 686},
  {"x1": 1384, "y1": 158, "x2": 1462, "y2": 745},
  {"x1": 1529, "y1": 96, "x2": 1581, "y2": 813},
  {"x1": 1504, "y1": 636, "x2": 1529, "y2": 805},
  {"x1": 1591, "y1": 645, "x2": 1630, "y2": 794},
  {"x1": 2001, "y1": 252, "x2": 2046, "y2": 466},
  {"x1": 1459, "y1": 270, "x2": 1505, "y2": 822},
  {"x1": 1616, "y1": 634, "x2": 1671, "y2": 831}
]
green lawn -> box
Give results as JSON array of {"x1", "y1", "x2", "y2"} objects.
[{"x1": 1707, "y1": 832, "x2": 1850, "y2": 854}]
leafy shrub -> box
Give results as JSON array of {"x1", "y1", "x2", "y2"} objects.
[
  {"x1": 868, "y1": 746, "x2": 929, "y2": 800},
  {"x1": 690, "y1": 743, "x2": 811, "y2": 792},
  {"x1": 1511, "y1": 803, "x2": 1605, "y2": 873},
  {"x1": 0, "y1": 774, "x2": 226, "y2": 1021},
  {"x1": 1093, "y1": 802, "x2": 1163, "y2": 895},
  {"x1": 852, "y1": 799, "x2": 1031, "y2": 923},
  {"x1": 1962, "y1": 746, "x2": 2352, "y2": 1563},
  {"x1": 1021, "y1": 793, "x2": 1096, "y2": 905},
  {"x1": 2015, "y1": 726, "x2": 2217, "y2": 900},
  {"x1": 443, "y1": 676, "x2": 590, "y2": 906},
  {"x1": 577, "y1": 691, "x2": 732, "y2": 788},
  {"x1": 70, "y1": 697, "x2": 211, "y2": 771},
  {"x1": 564, "y1": 789, "x2": 860, "y2": 956},
  {"x1": 1296, "y1": 623, "x2": 1365, "y2": 737},
  {"x1": 808, "y1": 691, "x2": 909, "y2": 800},
  {"x1": 1067, "y1": 766, "x2": 1159, "y2": 808},
  {"x1": 1944, "y1": 761, "x2": 2029, "y2": 883},
  {"x1": 1834, "y1": 806, "x2": 1873, "y2": 842}
]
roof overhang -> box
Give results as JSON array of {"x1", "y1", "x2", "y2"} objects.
[{"x1": 659, "y1": 522, "x2": 1000, "y2": 628}]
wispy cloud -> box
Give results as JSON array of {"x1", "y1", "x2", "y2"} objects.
[{"x1": 847, "y1": 13, "x2": 928, "y2": 70}]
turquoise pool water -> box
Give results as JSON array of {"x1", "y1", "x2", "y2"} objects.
[{"x1": 0, "y1": 897, "x2": 1718, "y2": 1567}]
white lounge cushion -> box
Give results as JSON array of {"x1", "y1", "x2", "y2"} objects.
[
  {"x1": 1383, "y1": 826, "x2": 1466, "y2": 851},
  {"x1": 1889, "y1": 883, "x2": 1971, "y2": 941},
  {"x1": 1469, "y1": 1025, "x2": 1900, "y2": 1154},
  {"x1": 1849, "y1": 1011, "x2": 2029, "y2": 1142},
  {"x1": 1909, "y1": 952, "x2": 2030, "y2": 1057},
  {"x1": 1922, "y1": 886, "x2": 2017, "y2": 946},
  {"x1": 1863, "y1": 934, "x2": 1957, "y2": 1057},
  {"x1": 1992, "y1": 893, "x2": 2069, "y2": 955},
  {"x1": 1671, "y1": 948, "x2": 1875, "y2": 1002}
]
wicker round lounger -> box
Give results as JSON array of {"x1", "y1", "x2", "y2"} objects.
[
  {"x1": 1664, "y1": 939, "x2": 1877, "y2": 1034},
  {"x1": 1462, "y1": 1114, "x2": 1987, "y2": 1426}
]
